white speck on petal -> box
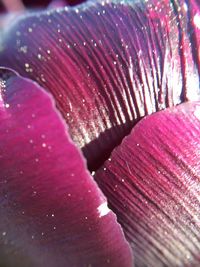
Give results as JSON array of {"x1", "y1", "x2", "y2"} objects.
[
  {"x1": 194, "y1": 106, "x2": 200, "y2": 120},
  {"x1": 97, "y1": 202, "x2": 110, "y2": 218},
  {"x1": 194, "y1": 14, "x2": 200, "y2": 29},
  {"x1": 183, "y1": 3, "x2": 188, "y2": 12}
]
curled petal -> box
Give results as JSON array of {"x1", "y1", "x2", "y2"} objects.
[
  {"x1": 0, "y1": 1, "x2": 199, "y2": 169},
  {"x1": 95, "y1": 101, "x2": 200, "y2": 267},
  {"x1": 0, "y1": 68, "x2": 133, "y2": 267}
]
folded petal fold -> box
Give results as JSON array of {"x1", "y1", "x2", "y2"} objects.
[{"x1": 95, "y1": 101, "x2": 200, "y2": 267}]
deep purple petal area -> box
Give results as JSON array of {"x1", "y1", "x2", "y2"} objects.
[
  {"x1": 0, "y1": 68, "x2": 133, "y2": 267},
  {"x1": 0, "y1": 0, "x2": 199, "y2": 170},
  {"x1": 95, "y1": 101, "x2": 200, "y2": 267},
  {"x1": 22, "y1": 0, "x2": 53, "y2": 8},
  {"x1": 0, "y1": 2, "x2": 5, "y2": 13},
  {"x1": 0, "y1": 0, "x2": 84, "y2": 11}
]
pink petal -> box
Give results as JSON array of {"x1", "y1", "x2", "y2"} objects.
[
  {"x1": 0, "y1": 1, "x2": 199, "y2": 170},
  {"x1": 0, "y1": 68, "x2": 133, "y2": 267},
  {"x1": 95, "y1": 101, "x2": 200, "y2": 267},
  {"x1": 0, "y1": 0, "x2": 25, "y2": 12},
  {"x1": 48, "y1": 0, "x2": 67, "y2": 8}
]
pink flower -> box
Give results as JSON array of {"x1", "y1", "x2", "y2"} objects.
[{"x1": 0, "y1": 0, "x2": 199, "y2": 266}]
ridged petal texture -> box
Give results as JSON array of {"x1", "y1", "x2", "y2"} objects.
[
  {"x1": 0, "y1": 0, "x2": 199, "y2": 170},
  {"x1": 0, "y1": 68, "x2": 132, "y2": 267},
  {"x1": 95, "y1": 101, "x2": 200, "y2": 267}
]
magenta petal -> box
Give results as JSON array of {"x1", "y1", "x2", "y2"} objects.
[
  {"x1": 49, "y1": 0, "x2": 85, "y2": 8},
  {"x1": 95, "y1": 101, "x2": 200, "y2": 267},
  {"x1": 0, "y1": 68, "x2": 133, "y2": 267},
  {"x1": 0, "y1": 1, "x2": 199, "y2": 170}
]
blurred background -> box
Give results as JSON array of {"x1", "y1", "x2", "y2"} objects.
[{"x1": 0, "y1": 0, "x2": 85, "y2": 13}]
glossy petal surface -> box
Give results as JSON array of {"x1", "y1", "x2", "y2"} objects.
[
  {"x1": 0, "y1": 68, "x2": 132, "y2": 267},
  {"x1": 95, "y1": 101, "x2": 200, "y2": 267},
  {"x1": 0, "y1": 1, "x2": 199, "y2": 170}
]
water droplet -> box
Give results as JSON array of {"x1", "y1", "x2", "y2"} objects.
[{"x1": 42, "y1": 143, "x2": 47, "y2": 148}]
